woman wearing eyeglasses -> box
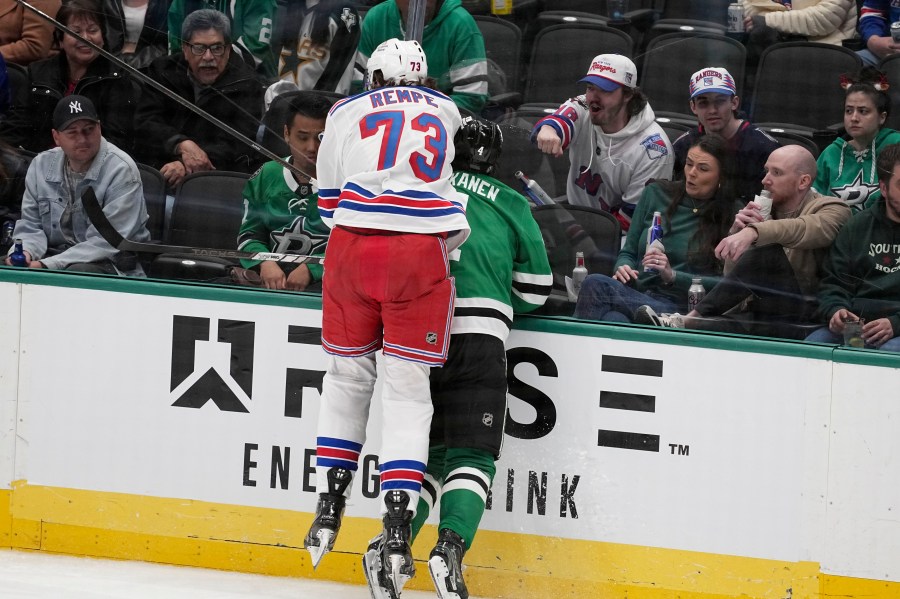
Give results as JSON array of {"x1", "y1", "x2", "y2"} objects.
[{"x1": 0, "y1": 0, "x2": 136, "y2": 154}]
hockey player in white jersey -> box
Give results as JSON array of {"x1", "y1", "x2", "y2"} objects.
[{"x1": 304, "y1": 38, "x2": 469, "y2": 598}]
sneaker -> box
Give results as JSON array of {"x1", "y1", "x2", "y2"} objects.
[
  {"x1": 304, "y1": 467, "x2": 352, "y2": 569},
  {"x1": 428, "y1": 528, "x2": 468, "y2": 599},
  {"x1": 634, "y1": 305, "x2": 684, "y2": 328}
]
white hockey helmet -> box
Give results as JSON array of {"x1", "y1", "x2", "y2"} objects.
[{"x1": 365, "y1": 38, "x2": 428, "y2": 90}]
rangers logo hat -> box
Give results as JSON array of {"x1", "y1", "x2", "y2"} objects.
[
  {"x1": 689, "y1": 67, "x2": 737, "y2": 99},
  {"x1": 579, "y1": 54, "x2": 637, "y2": 92}
]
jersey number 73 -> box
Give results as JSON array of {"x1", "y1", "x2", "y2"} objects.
[{"x1": 359, "y1": 110, "x2": 448, "y2": 183}]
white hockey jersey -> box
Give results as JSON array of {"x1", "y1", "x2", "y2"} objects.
[
  {"x1": 317, "y1": 86, "x2": 470, "y2": 250},
  {"x1": 532, "y1": 98, "x2": 674, "y2": 230}
]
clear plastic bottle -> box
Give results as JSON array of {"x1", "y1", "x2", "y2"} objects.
[
  {"x1": 572, "y1": 251, "x2": 588, "y2": 298},
  {"x1": 688, "y1": 277, "x2": 706, "y2": 312},
  {"x1": 9, "y1": 238, "x2": 27, "y2": 267}
]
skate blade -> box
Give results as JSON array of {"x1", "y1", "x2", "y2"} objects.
[
  {"x1": 428, "y1": 555, "x2": 461, "y2": 599},
  {"x1": 306, "y1": 529, "x2": 334, "y2": 570},
  {"x1": 388, "y1": 554, "x2": 412, "y2": 596},
  {"x1": 363, "y1": 549, "x2": 396, "y2": 599}
]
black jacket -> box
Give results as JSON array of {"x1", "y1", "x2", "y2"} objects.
[
  {"x1": 0, "y1": 53, "x2": 137, "y2": 154},
  {"x1": 103, "y1": 0, "x2": 171, "y2": 71},
  {"x1": 134, "y1": 51, "x2": 264, "y2": 173}
]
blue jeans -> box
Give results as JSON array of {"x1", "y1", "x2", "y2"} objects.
[
  {"x1": 574, "y1": 274, "x2": 678, "y2": 323},
  {"x1": 805, "y1": 326, "x2": 900, "y2": 352}
]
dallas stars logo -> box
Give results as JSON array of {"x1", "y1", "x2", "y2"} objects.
[{"x1": 831, "y1": 171, "x2": 879, "y2": 209}]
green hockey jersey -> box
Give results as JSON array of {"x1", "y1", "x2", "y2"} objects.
[
  {"x1": 814, "y1": 128, "x2": 900, "y2": 211},
  {"x1": 238, "y1": 160, "x2": 329, "y2": 281},
  {"x1": 449, "y1": 171, "x2": 552, "y2": 340}
]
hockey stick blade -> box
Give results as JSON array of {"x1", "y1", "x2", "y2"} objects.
[{"x1": 82, "y1": 188, "x2": 324, "y2": 265}]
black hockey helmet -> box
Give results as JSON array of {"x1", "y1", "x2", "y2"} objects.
[{"x1": 452, "y1": 116, "x2": 503, "y2": 176}]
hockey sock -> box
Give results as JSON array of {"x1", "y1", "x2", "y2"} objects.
[
  {"x1": 411, "y1": 445, "x2": 446, "y2": 542},
  {"x1": 438, "y1": 448, "x2": 496, "y2": 549}
]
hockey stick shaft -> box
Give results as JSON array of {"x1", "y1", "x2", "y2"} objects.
[
  {"x1": 15, "y1": 0, "x2": 316, "y2": 185},
  {"x1": 81, "y1": 188, "x2": 324, "y2": 265}
]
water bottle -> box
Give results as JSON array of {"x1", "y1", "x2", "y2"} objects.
[
  {"x1": 515, "y1": 171, "x2": 556, "y2": 206},
  {"x1": 572, "y1": 251, "x2": 588, "y2": 298},
  {"x1": 644, "y1": 211, "x2": 664, "y2": 273},
  {"x1": 688, "y1": 277, "x2": 706, "y2": 312},
  {"x1": 9, "y1": 238, "x2": 27, "y2": 267}
]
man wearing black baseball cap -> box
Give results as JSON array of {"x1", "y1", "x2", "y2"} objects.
[{"x1": 5, "y1": 95, "x2": 150, "y2": 274}]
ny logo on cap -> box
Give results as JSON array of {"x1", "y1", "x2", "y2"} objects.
[{"x1": 69, "y1": 100, "x2": 83, "y2": 114}]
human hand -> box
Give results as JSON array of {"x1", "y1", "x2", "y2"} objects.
[
  {"x1": 729, "y1": 202, "x2": 764, "y2": 234},
  {"x1": 285, "y1": 264, "x2": 312, "y2": 291},
  {"x1": 176, "y1": 140, "x2": 215, "y2": 173},
  {"x1": 613, "y1": 264, "x2": 639, "y2": 284},
  {"x1": 535, "y1": 125, "x2": 563, "y2": 157},
  {"x1": 259, "y1": 261, "x2": 286, "y2": 290},
  {"x1": 715, "y1": 227, "x2": 758, "y2": 262},
  {"x1": 160, "y1": 160, "x2": 187, "y2": 187},
  {"x1": 862, "y1": 317, "x2": 895, "y2": 347},
  {"x1": 642, "y1": 248, "x2": 674, "y2": 284},
  {"x1": 867, "y1": 35, "x2": 900, "y2": 60},
  {"x1": 828, "y1": 309, "x2": 856, "y2": 334}
]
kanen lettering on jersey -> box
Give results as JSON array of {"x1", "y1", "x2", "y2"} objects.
[{"x1": 369, "y1": 89, "x2": 439, "y2": 108}]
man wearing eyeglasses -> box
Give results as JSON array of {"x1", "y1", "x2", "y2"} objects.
[{"x1": 135, "y1": 8, "x2": 263, "y2": 188}]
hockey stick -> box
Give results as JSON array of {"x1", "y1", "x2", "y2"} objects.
[
  {"x1": 81, "y1": 188, "x2": 324, "y2": 265},
  {"x1": 15, "y1": 0, "x2": 316, "y2": 186}
]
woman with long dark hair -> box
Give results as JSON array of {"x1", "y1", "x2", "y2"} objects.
[{"x1": 574, "y1": 134, "x2": 741, "y2": 322}]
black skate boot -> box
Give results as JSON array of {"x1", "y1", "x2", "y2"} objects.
[
  {"x1": 428, "y1": 528, "x2": 468, "y2": 599},
  {"x1": 304, "y1": 467, "x2": 352, "y2": 569},
  {"x1": 363, "y1": 490, "x2": 415, "y2": 598}
]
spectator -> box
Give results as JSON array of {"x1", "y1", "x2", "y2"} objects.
[
  {"x1": 167, "y1": 0, "x2": 277, "y2": 79},
  {"x1": 356, "y1": 0, "x2": 488, "y2": 114},
  {"x1": 136, "y1": 8, "x2": 264, "y2": 187},
  {"x1": 0, "y1": 0, "x2": 61, "y2": 66},
  {"x1": 237, "y1": 91, "x2": 332, "y2": 291},
  {"x1": 814, "y1": 66, "x2": 900, "y2": 210},
  {"x1": 743, "y1": 0, "x2": 858, "y2": 45},
  {"x1": 102, "y1": 0, "x2": 169, "y2": 70},
  {"x1": 858, "y1": 0, "x2": 900, "y2": 65},
  {"x1": 573, "y1": 134, "x2": 739, "y2": 323},
  {"x1": 274, "y1": 0, "x2": 360, "y2": 95},
  {"x1": 305, "y1": 39, "x2": 468, "y2": 599},
  {"x1": 408, "y1": 117, "x2": 551, "y2": 599},
  {"x1": 0, "y1": 0, "x2": 136, "y2": 154},
  {"x1": 532, "y1": 54, "x2": 674, "y2": 232},
  {"x1": 5, "y1": 95, "x2": 150, "y2": 274},
  {"x1": 641, "y1": 145, "x2": 852, "y2": 339},
  {"x1": 805, "y1": 143, "x2": 900, "y2": 351},
  {"x1": 0, "y1": 139, "x2": 29, "y2": 253},
  {"x1": 673, "y1": 66, "x2": 780, "y2": 203}
]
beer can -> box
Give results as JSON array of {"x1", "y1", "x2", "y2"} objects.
[
  {"x1": 891, "y1": 21, "x2": 900, "y2": 43},
  {"x1": 727, "y1": 3, "x2": 744, "y2": 33}
]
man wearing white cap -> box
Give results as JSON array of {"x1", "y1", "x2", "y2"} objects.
[
  {"x1": 672, "y1": 66, "x2": 779, "y2": 203},
  {"x1": 531, "y1": 53, "x2": 674, "y2": 232}
]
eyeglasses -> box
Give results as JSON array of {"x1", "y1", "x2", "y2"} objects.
[{"x1": 185, "y1": 42, "x2": 226, "y2": 57}]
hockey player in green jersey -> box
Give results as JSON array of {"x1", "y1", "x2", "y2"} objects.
[
  {"x1": 365, "y1": 117, "x2": 552, "y2": 599},
  {"x1": 237, "y1": 92, "x2": 332, "y2": 290}
]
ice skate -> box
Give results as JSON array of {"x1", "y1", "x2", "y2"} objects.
[
  {"x1": 362, "y1": 533, "x2": 395, "y2": 599},
  {"x1": 428, "y1": 528, "x2": 468, "y2": 599},
  {"x1": 363, "y1": 490, "x2": 415, "y2": 597},
  {"x1": 304, "y1": 467, "x2": 352, "y2": 569}
]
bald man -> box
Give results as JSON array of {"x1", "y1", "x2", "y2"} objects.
[{"x1": 636, "y1": 144, "x2": 853, "y2": 339}]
